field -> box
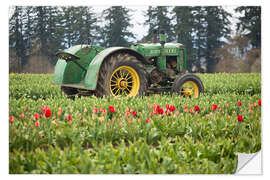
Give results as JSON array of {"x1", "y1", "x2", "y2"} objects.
[{"x1": 9, "y1": 73, "x2": 261, "y2": 174}]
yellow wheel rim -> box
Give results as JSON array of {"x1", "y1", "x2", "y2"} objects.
[
  {"x1": 180, "y1": 81, "x2": 199, "y2": 98},
  {"x1": 109, "y1": 66, "x2": 140, "y2": 97}
]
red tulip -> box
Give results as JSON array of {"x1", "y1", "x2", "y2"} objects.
[
  {"x1": 20, "y1": 113, "x2": 25, "y2": 119},
  {"x1": 169, "y1": 105, "x2": 175, "y2": 112},
  {"x1": 166, "y1": 104, "x2": 170, "y2": 109},
  {"x1": 258, "y1": 99, "x2": 261, "y2": 106},
  {"x1": 40, "y1": 113, "x2": 43, "y2": 117},
  {"x1": 190, "y1": 108, "x2": 194, "y2": 113},
  {"x1": 132, "y1": 110, "x2": 137, "y2": 117},
  {"x1": 158, "y1": 108, "x2": 164, "y2": 115},
  {"x1": 9, "y1": 116, "x2": 14, "y2": 123},
  {"x1": 108, "y1": 106, "x2": 116, "y2": 113},
  {"x1": 35, "y1": 121, "x2": 39, "y2": 127},
  {"x1": 99, "y1": 107, "x2": 104, "y2": 113},
  {"x1": 68, "y1": 114, "x2": 72, "y2": 120},
  {"x1": 150, "y1": 112, "x2": 153, "y2": 117},
  {"x1": 34, "y1": 113, "x2": 39, "y2": 120},
  {"x1": 194, "y1": 105, "x2": 200, "y2": 111},
  {"x1": 237, "y1": 101, "x2": 242, "y2": 106},
  {"x1": 146, "y1": 118, "x2": 150, "y2": 123},
  {"x1": 102, "y1": 109, "x2": 106, "y2": 115},
  {"x1": 211, "y1": 104, "x2": 218, "y2": 111},
  {"x1": 92, "y1": 106, "x2": 98, "y2": 113},
  {"x1": 42, "y1": 105, "x2": 48, "y2": 112},
  {"x1": 238, "y1": 115, "x2": 243, "y2": 122},
  {"x1": 45, "y1": 108, "x2": 52, "y2": 118},
  {"x1": 185, "y1": 104, "x2": 188, "y2": 108}
]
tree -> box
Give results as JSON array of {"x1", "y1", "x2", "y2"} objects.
[
  {"x1": 191, "y1": 7, "x2": 208, "y2": 71},
  {"x1": 235, "y1": 6, "x2": 261, "y2": 48},
  {"x1": 144, "y1": 6, "x2": 174, "y2": 42},
  {"x1": 101, "y1": 6, "x2": 135, "y2": 47},
  {"x1": 204, "y1": 6, "x2": 231, "y2": 72},
  {"x1": 173, "y1": 6, "x2": 200, "y2": 71},
  {"x1": 9, "y1": 6, "x2": 26, "y2": 70}
]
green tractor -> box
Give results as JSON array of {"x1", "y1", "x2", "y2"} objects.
[{"x1": 54, "y1": 30, "x2": 204, "y2": 98}]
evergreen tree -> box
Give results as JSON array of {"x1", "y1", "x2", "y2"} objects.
[
  {"x1": 61, "y1": 7, "x2": 77, "y2": 48},
  {"x1": 173, "y1": 6, "x2": 196, "y2": 70},
  {"x1": 9, "y1": 6, "x2": 27, "y2": 69},
  {"x1": 204, "y1": 6, "x2": 231, "y2": 72},
  {"x1": 235, "y1": 6, "x2": 261, "y2": 48},
  {"x1": 144, "y1": 6, "x2": 174, "y2": 42},
  {"x1": 101, "y1": 6, "x2": 135, "y2": 47},
  {"x1": 70, "y1": 7, "x2": 101, "y2": 45},
  {"x1": 191, "y1": 6, "x2": 208, "y2": 71}
]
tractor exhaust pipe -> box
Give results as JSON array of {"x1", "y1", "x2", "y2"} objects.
[{"x1": 153, "y1": 29, "x2": 158, "y2": 43}]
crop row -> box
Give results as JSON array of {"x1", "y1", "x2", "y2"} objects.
[
  {"x1": 9, "y1": 73, "x2": 261, "y2": 174},
  {"x1": 9, "y1": 73, "x2": 261, "y2": 100}
]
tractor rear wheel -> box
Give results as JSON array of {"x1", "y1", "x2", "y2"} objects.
[
  {"x1": 96, "y1": 53, "x2": 148, "y2": 97},
  {"x1": 171, "y1": 73, "x2": 204, "y2": 98}
]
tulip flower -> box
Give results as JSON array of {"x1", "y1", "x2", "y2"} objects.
[
  {"x1": 9, "y1": 116, "x2": 14, "y2": 123},
  {"x1": 45, "y1": 108, "x2": 52, "y2": 118},
  {"x1": 169, "y1": 105, "x2": 175, "y2": 112},
  {"x1": 237, "y1": 101, "x2": 242, "y2": 106},
  {"x1": 34, "y1": 113, "x2": 39, "y2": 120},
  {"x1": 132, "y1": 110, "x2": 137, "y2": 117},
  {"x1": 194, "y1": 105, "x2": 200, "y2": 112},
  {"x1": 20, "y1": 113, "x2": 25, "y2": 119},
  {"x1": 211, "y1": 104, "x2": 218, "y2": 111},
  {"x1": 108, "y1": 106, "x2": 116, "y2": 113},
  {"x1": 238, "y1": 115, "x2": 243, "y2": 122}
]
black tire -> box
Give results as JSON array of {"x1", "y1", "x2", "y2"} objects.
[
  {"x1": 61, "y1": 86, "x2": 78, "y2": 99},
  {"x1": 96, "y1": 53, "x2": 148, "y2": 97},
  {"x1": 171, "y1": 73, "x2": 204, "y2": 97}
]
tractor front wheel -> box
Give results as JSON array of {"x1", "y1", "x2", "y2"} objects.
[
  {"x1": 96, "y1": 53, "x2": 148, "y2": 97},
  {"x1": 171, "y1": 73, "x2": 204, "y2": 98}
]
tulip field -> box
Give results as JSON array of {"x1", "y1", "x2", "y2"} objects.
[{"x1": 9, "y1": 73, "x2": 261, "y2": 174}]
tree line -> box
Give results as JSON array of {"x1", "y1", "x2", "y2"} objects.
[{"x1": 9, "y1": 6, "x2": 261, "y2": 73}]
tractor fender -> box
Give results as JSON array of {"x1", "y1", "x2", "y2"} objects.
[{"x1": 84, "y1": 47, "x2": 147, "y2": 90}]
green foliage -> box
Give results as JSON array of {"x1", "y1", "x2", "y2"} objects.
[
  {"x1": 144, "y1": 6, "x2": 174, "y2": 42},
  {"x1": 236, "y1": 6, "x2": 261, "y2": 48},
  {"x1": 100, "y1": 6, "x2": 135, "y2": 47},
  {"x1": 9, "y1": 73, "x2": 261, "y2": 174},
  {"x1": 172, "y1": 6, "x2": 232, "y2": 72}
]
